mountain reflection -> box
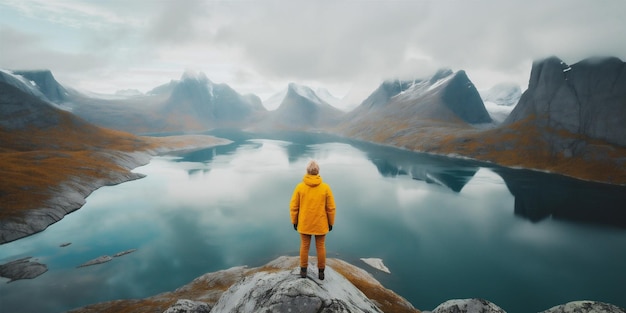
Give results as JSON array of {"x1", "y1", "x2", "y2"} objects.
[
  {"x1": 495, "y1": 169, "x2": 626, "y2": 228},
  {"x1": 206, "y1": 129, "x2": 481, "y2": 193},
  {"x1": 204, "y1": 129, "x2": 626, "y2": 227}
]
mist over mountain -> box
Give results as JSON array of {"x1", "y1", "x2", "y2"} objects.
[
  {"x1": 0, "y1": 70, "x2": 50, "y2": 103},
  {"x1": 3, "y1": 55, "x2": 625, "y2": 184},
  {"x1": 339, "y1": 69, "x2": 492, "y2": 142},
  {"x1": 479, "y1": 83, "x2": 521, "y2": 123},
  {"x1": 264, "y1": 83, "x2": 344, "y2": 129},
  {"x1": 315, "y1": 87, "x2": 346, "y2": 111},
  {"x1": 59, "y1": 70, "x2": 266, "y2": 133},
  {"x1": 161, "y1": 70, "x2": 266, "y2": 128},
  {"x1": 12, "y1": 70, "x2": 69, "y2": 103},
  {"x1": 480, "y1": 83, "x2": 522, "y2": 107}
]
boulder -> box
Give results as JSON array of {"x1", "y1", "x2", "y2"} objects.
[
  {"x1": 0, "y1": 257, "x2": 48, "y2": 283},
  {"x1": 432, "y1": 299, "x2": 506, "y2": 313},
  {"x1": 210, "y1": 259, "x2": 383, "y2": 313},
  {"x1": 540, "y1": 301, "x2": 626, "y2": 313},
  {"x1": 163, "y1": 299, "x2": 212, "y2": 313}
]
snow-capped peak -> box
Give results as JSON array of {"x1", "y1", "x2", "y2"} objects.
[
  {"x1": 315, "y1": 87, "x2": 343, "y2": 108},
  {"x1": 288, "y1": 82, "x2": 322, "y2": 104},
  {"x1": 0, "y1": 69, "x2": 46, "y2": 99},
  {"x1": 181, "y1": 69, "x2": 209, "y2": 82}
]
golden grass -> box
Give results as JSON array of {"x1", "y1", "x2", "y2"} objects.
[{"x1": 0, "y1": 116, "x2": 225, "y2": 222}]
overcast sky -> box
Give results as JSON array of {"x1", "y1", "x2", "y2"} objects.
[{"x1": 1, "y1": 0, "x2": 625, "y2": 105}]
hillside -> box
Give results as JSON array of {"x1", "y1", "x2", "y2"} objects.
[
  {"x1": 337, "y1": 69, "x2": 491, "y2": 148},
  {"x1": 161, "y1": 70, "x2": 266, "y2": 129},
  {"x1": 0, "y1": 81, "x2": 229, "y2": 243},
  {"x1": 11, "y1": 70, "x2": 70, "y2": 103},
  {"x1": 3, "y1": 56, "x2": 625, "y2": 186},
  {"x1": 334, "y1": 57, "x2": 626, "y2": 185}
]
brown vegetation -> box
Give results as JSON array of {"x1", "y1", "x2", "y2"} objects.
[
  {"x1": 338, "y1": 114, "x2": 626, "y2": 185},
  {"x1": 0, "y1": 113, "x2": 225, "y2": 223}
]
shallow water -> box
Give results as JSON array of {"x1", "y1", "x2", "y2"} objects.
[{"x1": 1, "y1": 130, "x2": 625, "y2": 312}]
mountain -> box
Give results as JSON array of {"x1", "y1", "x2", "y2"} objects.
[
  {"x1": 262, "y1": 87, "x2": 287, "y2": 110},
  {"x1": 338, "y1": 69, "x2": 492, "y2": 146},
  {"x1": 358, "y1": 78, "x2": 418, "y2": 111},
  {"x1": 0, "y1": 80, "x2": 148, "y2": 242},
  {"x1": 64, "y1": 70, "x2": 266, "y2": 133},
  {"x1": 0, "y1": 69, "x2": 49, "y2": 102},
  {"x1": 504, "y1": 56, "x2": 626, "y2": 147},
  {"x1": 0, "y1": 81, "x2": 228, "y2": 243},
  {"x1": 315, "y1": 87, "x2": 346, "y2": 111},
  {"x1": 433, "y1": 56, "x2": 626, "y2": 184},
  {"x1": 162, "y1": 70, "x2": 266, "y2": 128},
  {"x1": 480, "y1": 83, "x2": 522, "y2": 107},
  {"x1": 480, "y1": 83, "x2": 521, "y2": 123},
  {"x1": 11, "y1": 70, "x2": 70, "y2": 103},
  {"x1": 265, "y1": 83, "x2": 344, "y2": 129}
]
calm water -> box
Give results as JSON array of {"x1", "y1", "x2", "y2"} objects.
[{"x1": 1, "y1": 130, "x2": 625, "y2": 313}]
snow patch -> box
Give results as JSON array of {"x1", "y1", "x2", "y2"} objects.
[
  {"x1": 427, "y1": 75, "x2": 453, "y2": 91},
  {"x1": 290, "y1": 82, "x2": 324, "y2": 106},
  {"x1": 360, "y1": 258, "x2": 391, "y2": 274}
]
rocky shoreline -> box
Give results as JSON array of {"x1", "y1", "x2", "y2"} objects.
[{"x1": 0, "y1": 135, "x2": 231, "y2": 244}]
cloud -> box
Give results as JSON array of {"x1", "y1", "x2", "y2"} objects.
[
  {"x1": 0, "y1": 25, "x2": 103, "y2": 71},
  {"x1": 145, "y1": 0, "x2": 210, "y2": 44},
  {"x1": 211, "y1": 1, "x2": 432, "y2": 82},
  {"x1": 1, "y1": 0, "x2": 626, "y2": 98}
]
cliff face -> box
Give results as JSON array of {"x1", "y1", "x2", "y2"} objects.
[
  {"x1": 505, "y1": 56, "x2": 626, "y2": 147},
  {"x1": 67, "y1": 256, "x2": 625, "y2": 313},
  {"x1": 12, "y1": 70, "x2": 69, "y2": 103},
  {"x1": 68, "y1": 256, "x2": 419, "y2": 313}
]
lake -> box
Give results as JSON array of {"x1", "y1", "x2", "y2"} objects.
[{"x1": 1, "y1": 129, "x2": 625, "y2": 313}]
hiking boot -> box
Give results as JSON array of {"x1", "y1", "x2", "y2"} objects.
[
  {"x1": 318, "y1": 268, "x2": 325, "y2": 280},
  {"x1": 300, "y1": 267, "x2": 307, "y2": 278}
]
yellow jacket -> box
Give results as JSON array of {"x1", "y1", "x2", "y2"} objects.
[{"x1": 290, "y1": 174, "x2": 336, "y2": 235}]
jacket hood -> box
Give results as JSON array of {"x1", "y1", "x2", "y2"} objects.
[{"x1": 303, "y1": 174, "x2": 322, "y2": 187}]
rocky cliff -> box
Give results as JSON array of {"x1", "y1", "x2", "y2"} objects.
[
  {"x1": 505, "y1": 56, "x2": 626, "y2": 147},
  {"x1": 333, "y1": 58, "x2": 626, "y2": 185},
  {"x1": 68, "y1": 256, "x2": 418, "y2": 313},
  {"x1": 67, "y1": 256, "x2": 625, "y2": 313},
  {"x1": 12, "y1": 70, "x2": 69, "y2": 103}
]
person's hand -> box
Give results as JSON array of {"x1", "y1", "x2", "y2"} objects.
[
  {"x1": 293, "y1": 224, "x2": 297, "y2": 231},
  {"x1": 329, "y1": 225, "x2": 333, "y2": 231}
]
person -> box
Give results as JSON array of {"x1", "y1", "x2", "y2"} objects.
[{"x1": 290, "y1": 160, "x2": 336, "y2": 280}]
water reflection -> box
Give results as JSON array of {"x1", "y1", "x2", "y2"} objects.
[
  {"x1": 495, "y1": 169, "x2": 626, "y2": 228},
  {"x1": 1, "y1": 130, "x2": 625, "y2": 313}
]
